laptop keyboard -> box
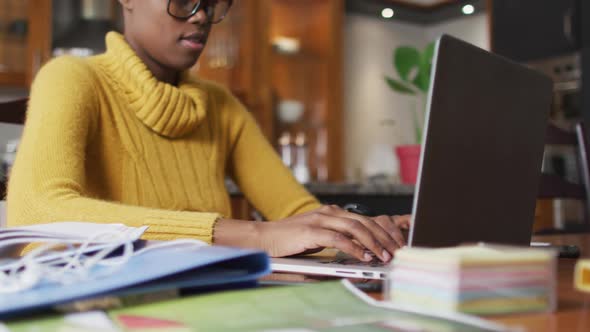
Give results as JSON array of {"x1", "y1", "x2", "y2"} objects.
[{"x1": 318, "y1": 251, "x2": 386, "y2": 267}]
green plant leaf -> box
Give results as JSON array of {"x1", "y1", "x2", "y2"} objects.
[
  {"x1": 385, "y1": 77, "x2": 416, "y2": 95},
  {"x1": 413, "y1": 108, "x2": 422, "y2": 144},
  {"x1": 415, "y1": 95, "x2": 428, "y2": 144},
  {"x1": 413, "y1": 42, "x2": 436, "y2": 93},
  {"x1": 423, "y1": 41, "x2": 435, "y2": 63},
  {"x1": 394, "y1": 47, "x2": 420, "y2": 82},
  {"x1": 412, "y1": 73, "x2": 429, "y2": 93},
  {"x1": 385, "y1": 41, "x2": 436, "y2": 144}
]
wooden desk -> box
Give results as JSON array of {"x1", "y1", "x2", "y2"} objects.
[
  {"x1": 487, "y1": 234, "x2": 590, "y2": 331},
  {"x1": 355, "y1": 234, "x2": 590, "y2": 331},
  {"x1": 267, "y1": 235, "x2": 590, "y2": 331}
]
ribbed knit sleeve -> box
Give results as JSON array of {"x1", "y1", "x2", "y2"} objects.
[
  {"x1": 6, "y1": 57, "x2": 220, "y2": 243},
  {"x1": 224, "y1": 92, "x2": 321, "y2": 220}
]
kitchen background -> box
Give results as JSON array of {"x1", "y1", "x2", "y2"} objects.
[
  {"x1": 1, "y1": 0, "x2": 589, "y2": 231},
  {"x1": 0, "y1": 0, "x2": 490, "y2": 181}
]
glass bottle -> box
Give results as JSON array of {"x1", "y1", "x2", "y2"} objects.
[
  {"x1": 293, "y1": 132, "x2": 310, "y2": 184},
  {"x1": 2, "y1": 139, "x2": 18, "y2": 179},
  {"x1": 278, "y1": 132, "x2": 293, "y2": 169}
]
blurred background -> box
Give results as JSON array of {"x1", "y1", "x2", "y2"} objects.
[{"x1": 1, "y1": 0, "x2": 589, "y2": 231}]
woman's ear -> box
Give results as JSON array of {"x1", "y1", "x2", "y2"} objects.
[{"x1": 118, "y1": 0, "x2": 133, "y2": 10}]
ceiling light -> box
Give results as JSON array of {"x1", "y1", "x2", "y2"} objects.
[
  {"x1": 462, "y1": 4, "x2": 475, "y2": 15},
  {"x1": 381, "y1": 8, "x2": 394, "y2": 19}
]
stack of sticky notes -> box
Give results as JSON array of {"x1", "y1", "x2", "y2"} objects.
[{"x1": 389, "y1": 244, "x2": 557, "y2": 315}]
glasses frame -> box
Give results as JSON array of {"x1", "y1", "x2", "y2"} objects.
[{"x1": 166, "y1": 0, "x2": 233, "y2": 24}]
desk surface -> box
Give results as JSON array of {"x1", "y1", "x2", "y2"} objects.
[
  {"x1": 486, "y1": 234, "x2": 590, "y2": 331},
  {"x1": 267, "y1": 234, "x2": 590, "y2": 331}
]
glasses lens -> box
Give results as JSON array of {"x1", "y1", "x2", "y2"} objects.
[
  {"x1": 168, "y1": 0, "x2": 200, "y2": 18},
  {"x1": 209, "y1": 0, "x2": 231, "y2": 24},
  {"x1": 168, "y1": 0, "x2": 231, "y2": 23}
]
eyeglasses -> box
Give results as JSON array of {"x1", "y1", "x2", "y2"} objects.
[{"x1": 167, "y1": 0, "x2": 232, "y2": 24}]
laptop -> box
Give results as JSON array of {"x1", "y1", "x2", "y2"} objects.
[{"x1": 271, "y1": 34, "x2": 553, "y2": 280}]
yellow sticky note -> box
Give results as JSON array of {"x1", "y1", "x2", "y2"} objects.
[{"x1": 574, "y1": 259, "x2": 590, "y2": 293}]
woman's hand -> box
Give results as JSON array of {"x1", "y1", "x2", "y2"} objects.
[
  {"x1": 370, "y1": 214, "x2": 411, "y2": 246},
  {"x1": 214, "y1": 205, "x2": 410, "y2": 263}
]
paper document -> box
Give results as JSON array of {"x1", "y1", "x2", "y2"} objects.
[
  {"x1": 4, "y1": 281, "x2": 511, "y2": 331},
  {"x1": 109, "y1": 280, "x2": 509, "y2": 332}
]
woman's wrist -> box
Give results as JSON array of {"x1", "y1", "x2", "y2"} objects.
[{"x1": 212, "y1": 218, "x2": 262, "y2": 249}]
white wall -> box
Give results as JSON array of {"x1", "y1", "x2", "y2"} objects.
[
  {"x1": 424, "y1": 14, "x2": 490, "y2": 51},
  {"x1": 344, "y1": 15, "x2": 427, "y2": 180},
  {"x1": 344, "y1": 13, "x2": 489, "y2": 181}
]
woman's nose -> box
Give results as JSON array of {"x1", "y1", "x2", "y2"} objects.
[{"x1": 187, "y1": 5, "x2": 208, "y2": 25}]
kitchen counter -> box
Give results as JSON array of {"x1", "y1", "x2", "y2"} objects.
[
  {"x1": 304, "y1": 182, "x2": 414, "y2": 196},
  {"x1": 226, "y1": 180, "x2": 415, "y2": 196},
  {"x1": 227, "y1": 180, "x2": 415, "y2": 216}
]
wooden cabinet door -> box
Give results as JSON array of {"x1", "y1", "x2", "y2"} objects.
[
  {"x1": 194, "y1": 0, "x2": 344, "y2": 181},
  {"x1": 0, "y1": 0, "x2": 51, "y2": 87},
  {"x1": 26, "y1": 0, "x2": 52, "y2": 86},
  {"x1": 191, "y1": 0, "x2": 274, "y2": 139}
]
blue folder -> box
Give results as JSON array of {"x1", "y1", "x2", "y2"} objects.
[{"x1": 0, "y1": 245, "x2": 270, "y2": 318}]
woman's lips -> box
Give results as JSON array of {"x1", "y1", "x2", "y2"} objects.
[{"x1": 179, "y1": 38, "x2": 205, "y2": 51}]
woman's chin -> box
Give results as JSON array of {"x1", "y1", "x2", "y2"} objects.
[{"x1": 171, "y1": 55, "x2": 202, "y2": 72}]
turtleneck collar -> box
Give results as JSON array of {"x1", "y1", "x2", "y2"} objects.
[{"x1": 100, "y1": 32, "x2": 208, "y2": 138}]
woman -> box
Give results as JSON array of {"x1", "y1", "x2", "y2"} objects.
[{"x1": 7, "y1": 0, "x2": 409, "y2": 263}]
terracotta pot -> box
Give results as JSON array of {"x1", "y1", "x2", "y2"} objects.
[{"x1": 395, "y1": 144, "x2": 421, "y2": 184}]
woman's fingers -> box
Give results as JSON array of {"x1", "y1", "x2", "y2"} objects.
[
  {"x1": 316, "y1": 205, "x2": 400, "y2": 261},
  {"x1": 341, "y1": 212, "x2": 399, "y2": 259},
  {"x1": 373, "y1": 215, "x2": 406, "y2": 248},
  {"x1": 392, "y1": 215, "x2": 412, "y2": 229},
  {"x1": 289, "y1": 206, "x2": 411, "y2": 261},
  {"x1": 311, "y1": 212, "x2": 389, "y2": 262},
  {"x1": 334, "y1": 206, "x2": 404, "y2": 258},
  {"x1": 311, "y1": 228, "x2": 369, "y2": 261}
]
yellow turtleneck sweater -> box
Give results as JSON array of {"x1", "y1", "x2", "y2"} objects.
[{"x1": 7, "y1": 32, "x2": 320, "y2": 243}]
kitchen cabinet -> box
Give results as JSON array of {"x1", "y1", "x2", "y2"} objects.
[
  {"x1": 490, "y1": 0, "x2": 581, "y2": 62},
  {"x1": 193, "y1": 0, "x2": 345, "y2": 219},
  {"x1": 268, "y1": 0, "x2": 344, "y2": 182},
  {"x1": 0, "y1": 0, "x2": 52, "y2": 87},
  {"x1": 193, "y1": 0, "x2": 274, "y2": 140},
  {"x1": 194, "y1": 0, "x2": 344, "y2": 182}
]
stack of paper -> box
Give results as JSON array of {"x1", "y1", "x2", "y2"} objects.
[{"x1": 389, "y1": 244, "x2": 557, "y2": 315}]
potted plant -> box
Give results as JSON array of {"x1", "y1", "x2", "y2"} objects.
[{"x1": 384, "y1": 42, "x2": 435, "y2": 184}]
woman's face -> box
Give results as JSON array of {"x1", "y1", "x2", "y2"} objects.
[{"x1": 122, "y1": 0, "x2": 213, "y2": 71}]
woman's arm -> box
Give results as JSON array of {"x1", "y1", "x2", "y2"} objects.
[
  {"x1": 225, "y1": 98, "x2": 320, "y2": 220},
  {"x1": 7, "y1": 57, "x2": 220, "y2": 243},
  {"x1": 220, "y1": 94, "x2": 406, "y2": 261}
]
